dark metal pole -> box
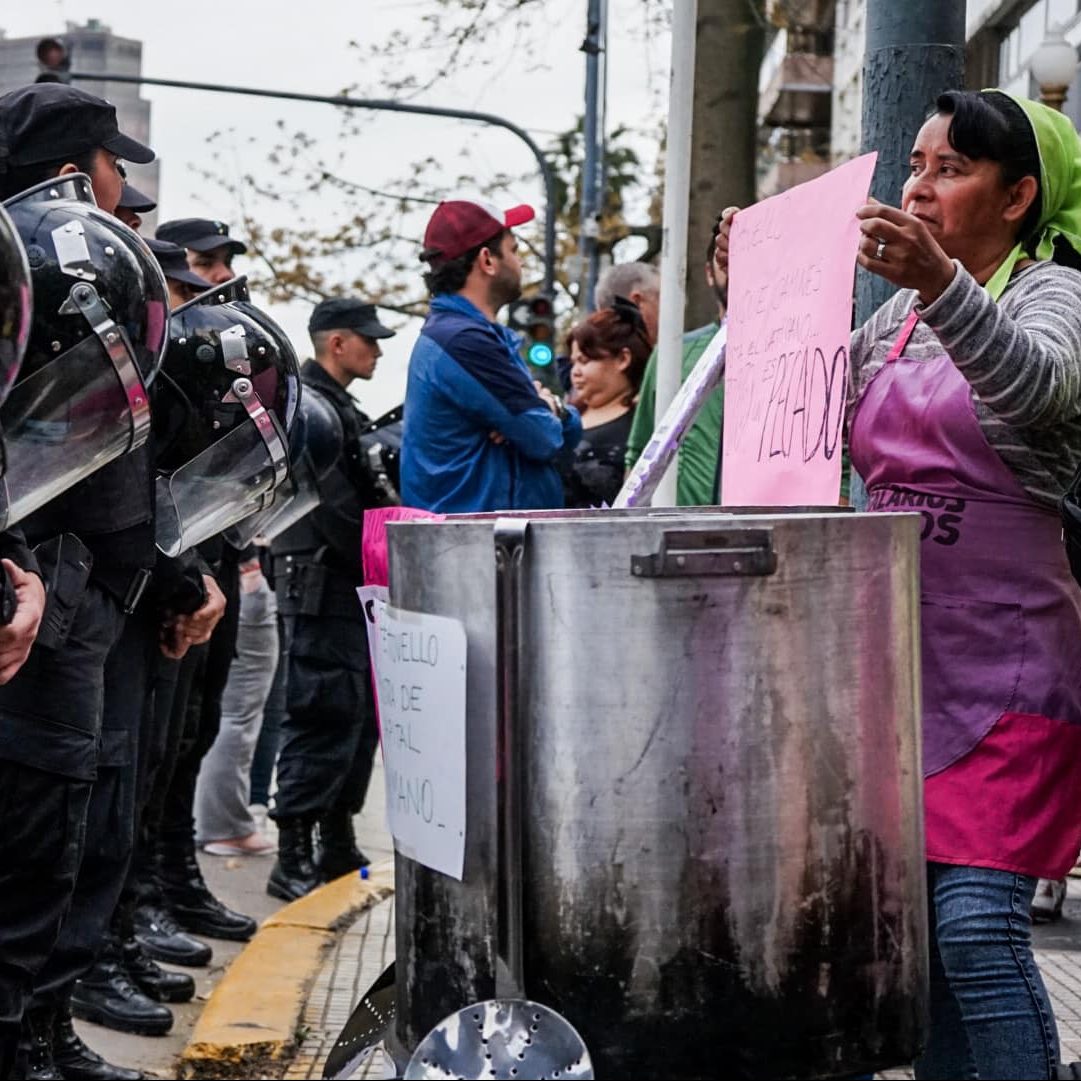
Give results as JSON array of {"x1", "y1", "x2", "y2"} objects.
[
  {"x1": 855, "y1": 3, "x2": 966, "y2": 324},
  {"x1": 69, "y1": 70, "x2": 558, "y2": 297},
  {"x1": 849, "y1": 3, "x2": 965, "y2": 509},
  {"x1": 577, "y1": 0, "x2": 605, "y2": 313}
]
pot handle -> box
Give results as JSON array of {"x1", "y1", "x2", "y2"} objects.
[
  {"x1": 493, "y1": 518, "x2": 529, "y2": 997},
  {"x1": 631, "y1": 526, "x2": 777, "y2": 578}
]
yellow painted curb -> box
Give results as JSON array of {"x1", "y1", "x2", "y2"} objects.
[{"x1": 179, "y1": 863, "x2": 394, "y2": 1080}]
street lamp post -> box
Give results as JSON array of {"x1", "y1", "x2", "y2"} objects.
[{"x1": 1030, "y1": 26, "x2": 1078, "y2": 112}]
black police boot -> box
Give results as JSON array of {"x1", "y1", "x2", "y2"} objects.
[
  {"x1": 133, "y1": 902, "x2": 212, "y2": 967},
  {"x1": 316, "y1": 808, "x2": 370, "y2": 880},
  {"x1": 267, "y1": 816, "x2": 321, "y2": 901},
  {"x1": 71, "y1": 960, "x2": 173, "y2": 1037},
  {"x1": 160, "y1": 839, "x2": 256, "y2": 942},
  {"x1": 51, "y1": 1000, "x2": 144, "y2": 1080},
  {"x1": 14, "y1": 1005, "x2": 62, "y2": 1080},
  {"x1": 121, "y1": 935, "x2": 195, "y2": 1004}
]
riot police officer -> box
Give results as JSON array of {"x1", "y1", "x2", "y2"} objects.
[
  {"x1": 0, "y1": 202, "x2": 48, "y2": 1081},
  {"x1": 129, "y1": 273, "x2": 298, "y2": 975},
  {"x1": 0, "y1": 82, "x2": 169, "y2": 1081},
  {"x1": 268, "y1": 297, "x2": 395, "y2": 900}
]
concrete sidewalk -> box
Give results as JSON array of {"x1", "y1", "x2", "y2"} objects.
[
  {"x1": 284, "y1": 878, "x2": 1081, "y2": 1081},
  {"x1": 77, "y1": 764, "x2": 391, "y2": 1080}
]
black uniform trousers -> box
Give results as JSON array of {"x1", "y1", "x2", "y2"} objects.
[
  {"x1": 271, "y1": 563, "x2": 378, "y2": 821},
  {"x1": 31, "y1": 599, "x2": 159, "y2": 1006},
  {"x1": 158, "y1": 556, "x2": 241, "y2": 857},
  {"x1": 124, "y1": 555, "x2": 241, "y2": 912},
  {"x1": 122, "y1": 648, "x2": 189, "y2": 910},
  {"x1": 0, "y1": 582, "x2": 123, "y2": 1077}
]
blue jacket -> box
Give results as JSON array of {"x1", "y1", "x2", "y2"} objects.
[{"x1": 401, "y1": 294, "x2": 582, "y2": 513}]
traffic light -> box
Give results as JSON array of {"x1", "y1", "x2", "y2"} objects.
[
  {"x1": 508, "y1": 293, "x2": 555, "y2": 367},
  {"x1": 35, "y1": 38, "x2": 71, "y2": 84}
]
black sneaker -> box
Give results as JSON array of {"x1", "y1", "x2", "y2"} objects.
[
  {"x1": 71, "y1": 961, "x2": 173, "y2": 1037},
  {"x1": 133, "y1": 903, "x2": 212, "y2": 967},
  {"x1": 52, "y1": 1002, "x2": 144, "y2": 1080},
  {"x1": 121, "y1": 935, "x2": 195, "y2": 1003}
]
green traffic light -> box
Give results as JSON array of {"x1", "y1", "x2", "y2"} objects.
[{"x1": 528, "y1": 342, "x2": 554, "y2": 366}]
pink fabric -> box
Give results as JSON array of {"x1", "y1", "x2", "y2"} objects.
[
  {"x1": 926, "y1": 712, "x2": 1081, "y2": 880},
  {"x1": 362, "y1": 506, "x2": 445, "y2": 587}
]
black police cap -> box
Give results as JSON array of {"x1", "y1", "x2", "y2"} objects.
[
  {"x1": 118, "y1": 181, "x2": 156, "y2": 213},
  {"x1": 146, "y1": 237, "x2": 212, "y2": 290},
  {"x1": 0, "y1": 83, "x2": 154, "y2": 168},
  {"x1": 308, "y1": 298, "x2": 395, "y2": 339},
  {"x1": 156, "y1": 218, "x2": 247, "y2": 256}
]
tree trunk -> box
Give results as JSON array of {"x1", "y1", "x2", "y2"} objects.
[{"x1": 684, "y1": 0, "x2": 765, "y2": 330}]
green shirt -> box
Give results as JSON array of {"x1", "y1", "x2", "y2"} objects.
[{"x1": 625, "y1": 321, "x2": 724, "y2": 506}]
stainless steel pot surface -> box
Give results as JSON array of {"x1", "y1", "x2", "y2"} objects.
[{"x1": 388, "y1": 509, "x2": 926, "y2": 1079}]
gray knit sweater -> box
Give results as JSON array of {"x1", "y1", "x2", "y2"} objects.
[{"x1": 849, "y1": 259, "x2": 1081, "y2": 508}]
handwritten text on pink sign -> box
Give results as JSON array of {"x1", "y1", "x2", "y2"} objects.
[{"x1": 721, "y1": 153, "x2": 876, "y2": 506}]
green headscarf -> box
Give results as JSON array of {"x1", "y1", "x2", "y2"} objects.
[{"x1": 984, "y1": 90, "x2": 1081, "y2": 301}]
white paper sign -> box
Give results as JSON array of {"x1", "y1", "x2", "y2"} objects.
[
  {"x1": 358, "y1": 585, "x2": 389, "y2": 685},
  {"x1": 358, "y1": 588, "x2": 468, "y2": 881}
]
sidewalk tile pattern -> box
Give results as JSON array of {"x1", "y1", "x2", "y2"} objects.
[
  {"x1": 283, "y1": 895, "x2": 396, "y2": 1081},
  {"x1": 285, "y1": 914, "x2": 1081, "y2": 1080}
]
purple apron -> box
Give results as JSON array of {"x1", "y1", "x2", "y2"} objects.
[{"x1": 849, "y1": 310, "x2": 1081, "y2": 878}]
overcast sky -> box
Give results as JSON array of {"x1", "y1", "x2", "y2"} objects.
[{"x1": 2, "y1": 0, "x2": 670, "y2": 414}]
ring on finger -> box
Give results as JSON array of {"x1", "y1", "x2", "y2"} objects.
[{"x1": 874, "y1": 238, "x2": 887, "y2": 260}]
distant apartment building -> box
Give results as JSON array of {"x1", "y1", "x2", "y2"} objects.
[
  {"x1": 758, "y1": 0, "x2": 837, "y2": 196},
  {"x1": 0, "y1": 18, "x2": 159, "y2": 226},
  {"x1": 832, "y1": 0, "x2": 1081, "y2": 163}
]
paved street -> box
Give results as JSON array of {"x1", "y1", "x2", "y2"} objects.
[
  {"x1": 285, "y1": 875, "x2": 1081, "y2": 1081},
  {"x1": 79, "y1": 765, "x2": 390, "y2": 1079},
  {"x1": 75, "y1": 764, "x2": 1081, "y2": 1081}
]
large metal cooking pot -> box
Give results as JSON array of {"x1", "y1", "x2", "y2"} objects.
[{"x1": 387, "y1": 509, "x2": 926, "y2": 1079}]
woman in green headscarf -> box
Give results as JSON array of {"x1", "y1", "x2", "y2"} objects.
[
  {"x1": 718, "y1": 90, "x2": 1081, "y2": 1079},
  {"x1": 851, "y1": 90, "x2": 1081, "y2": 1080}
]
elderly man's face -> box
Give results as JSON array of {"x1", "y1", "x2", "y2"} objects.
[{"x1": 630, "y1": 287, "x2": 660, "y2": 347}]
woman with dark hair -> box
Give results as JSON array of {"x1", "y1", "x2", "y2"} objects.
[
  {"x1": 718, "y1": 91, "x2": 1081, "y2": 1079},
  {"x1": 561, "y1": 299, "x2": 651, "y2": 507}
]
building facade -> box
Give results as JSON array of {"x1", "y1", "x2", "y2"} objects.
[
  {"x1": 0, "y1": 19, "x2": 159, "y2": 225},
  {"x1": 757, "y1": 0, "x2": 837, "y2": 196},
  {"x1": 831, "y1": 0, "x2": 1081, "y2": 164}
]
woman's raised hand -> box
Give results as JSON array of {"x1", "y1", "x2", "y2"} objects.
[{"x1": 856, "y1": 201, "x2": 957, "y2": 305}]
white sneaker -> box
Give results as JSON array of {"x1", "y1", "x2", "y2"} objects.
[
  {"x1": 1031, "y1": 877, "x2": 1067, "y2": 923},
  {"x1": 202, "y1": 833, "x2": 277, "y2": 857},
  {"x1": 249, "y1": 803, "x2": 269, "y2": 833}
]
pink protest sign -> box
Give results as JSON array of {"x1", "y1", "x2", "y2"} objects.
[{"x1": 721, "y1": 153, "x2": 877, "y2": 506}]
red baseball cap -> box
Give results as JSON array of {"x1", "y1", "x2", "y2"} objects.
[{"x1": 421, "y1": 198, "x2": 535, "y2": 263}]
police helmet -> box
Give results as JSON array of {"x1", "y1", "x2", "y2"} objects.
[
  {"x1": 0, "y1": 174, "x2": 168, "y2": 528},
  {"x1": 226, "y1": 387, "x2": 343, "y2": 548},
  {"x1": 154, "y1": 277, "x2": 301, "y2": 555},
  {"x1": 359, "y1": 404, "x2": 403, "y2": 506}
]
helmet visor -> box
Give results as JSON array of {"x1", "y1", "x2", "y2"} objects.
[
  {"x1": 0, "y1": 334, "x2": 148, "y2": 528},
  {"x1": 155, "y1": 412, "x2": 288, "y2": 556},
  {"x1": 224, "y1": 457, "x2": 323, "y2": 549}
]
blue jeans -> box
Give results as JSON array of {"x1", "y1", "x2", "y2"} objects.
[{"x1": 916, "y1": 862, "x2": 1059, "y2": 1080}]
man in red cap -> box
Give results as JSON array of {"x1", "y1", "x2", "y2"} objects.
[{"x1": 402, "y1": 198, "x2": 581, "y2": 512}]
